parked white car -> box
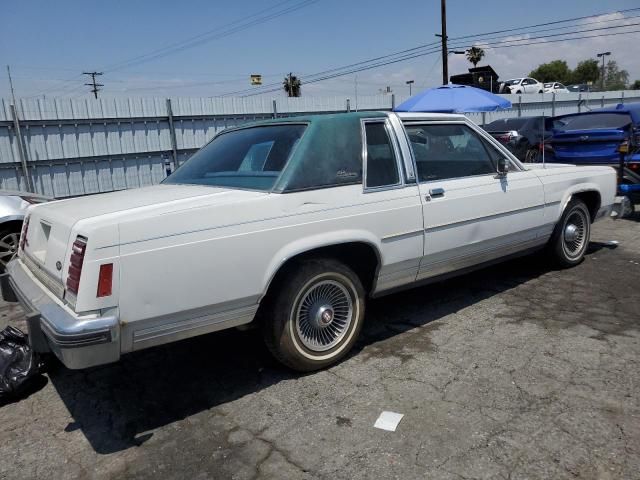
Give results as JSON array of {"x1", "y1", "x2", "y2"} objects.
[
  {"x1": 543, "y1": 82, "x2": 570, "y2": 94},
  {"x1": 0, "y1": 191, "x2": 50, "y2": 268},
  {"x1": 4, "y1": 112, "x2": 616, "y2": 371},
  {"x1": 501, "y1": 78, "x2": 544, "y2": 94}
]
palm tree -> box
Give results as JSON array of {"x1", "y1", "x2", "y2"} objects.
[
  {"x1": 283, "y1": 73, "x2": 302, "y2": 97},
  {"x1": 466, "y1": 46, "x2": 485, "y2": 68}
]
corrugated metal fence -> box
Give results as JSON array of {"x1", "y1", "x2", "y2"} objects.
[{"x1": 1, "y1": 90, "x2": 638, "y2": 198}]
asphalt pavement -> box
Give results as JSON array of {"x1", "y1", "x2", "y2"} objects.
[{"x1": 1, "y1": 215, "x2": 639, "y2": 480}]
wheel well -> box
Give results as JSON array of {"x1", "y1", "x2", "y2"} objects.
[
  {"x1": 267, "y1": 242, "x2": 380, "y2": 296},
  {"x1": 572, "y1": 191, "x2": 601, "y2": 222},
  {"x1": 0, "y1": 220, "x2": 23, "y2": 234}
]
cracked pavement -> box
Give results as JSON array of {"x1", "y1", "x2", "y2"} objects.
[{"x1": 1, "y1": 216, "x2": 639, "y2": 479}]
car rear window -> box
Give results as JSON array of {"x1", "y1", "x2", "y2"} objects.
[
  {"x1": 553, "y1": 113, "x2": 632, "y2": 131},
  {"x1": 164, "y1": 124, "x2": 306, "y2": 191}
]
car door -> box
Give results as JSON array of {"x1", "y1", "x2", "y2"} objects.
[
  {"x1": 402, "y1": 120, "x2": 546, "y2": 280},
  {"x1": 360, "y1": 117, "x2": 425, "y2": 294},
  {"x1": 522, "y1": 78, "x2": 535, "y2": 93}
]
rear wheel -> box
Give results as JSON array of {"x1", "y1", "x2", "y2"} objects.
[
  {"x1": 0, "y1": 228, "x2": 20, "y2": 269},
  {"x1": 262, "y1": 258, "x2": 365, "y2": 372},
  {"x1": 548, "y1": 199, "x2": 591, "y2": 267}
]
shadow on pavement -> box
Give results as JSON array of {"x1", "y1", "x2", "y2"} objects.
[{"x1": 49, "y1": 251, "x2": 556, "y2": 454}]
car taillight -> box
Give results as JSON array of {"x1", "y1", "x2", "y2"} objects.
[
  {"x1": 97, "y1": 263, "x2": 113, "y2": 297},
  {"x1": 628, "y1": 163, "x2": 640, "y2": 173},
  {"x1": 617, "y1": 140, "x2": 629, "y2": 154},
  {"x1": 19, "y1": 215, "x2": 30, "y2": 251},
  {"x1": 66, "y1": 236, "x2": 87, "y2": 295}
]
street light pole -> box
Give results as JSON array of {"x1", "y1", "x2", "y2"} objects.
[
  {"x1": 406, "y1": 80, "x2": 414, "y2": 96},
  {"x1": 597, "y1": 51, "x2": 611, "y2": 91}
]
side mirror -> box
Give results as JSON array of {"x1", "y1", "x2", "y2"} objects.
[{"x1": 497, "y1": 157, "x2": 509, "y2": 176}]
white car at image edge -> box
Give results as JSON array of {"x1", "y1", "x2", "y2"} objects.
[{"x1": 501, "y1": 77, "x2": 544, "y2": 94}]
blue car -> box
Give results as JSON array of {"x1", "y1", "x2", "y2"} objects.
[{"x1": 546, "y1": 103, "x2": 640, "y2": 202}]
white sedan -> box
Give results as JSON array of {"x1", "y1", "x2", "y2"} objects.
[
  {"x1": 501, "y1": 77, "x2": 545, "y2": 94},
  {"x1": 5, "y1": 112, "x2": 616, "y2": 371},
  {"x1": 544, "y1": 82, "x2": 570, "y2": 94}
]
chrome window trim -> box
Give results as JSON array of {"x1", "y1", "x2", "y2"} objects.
[
  {"x1": 387, "y1": 113, "x2": 416, "y2": 181},
  {"x1": 360, "y1": 118, "x2": 405, "y2": 193}
]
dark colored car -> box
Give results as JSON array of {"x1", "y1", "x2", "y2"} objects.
[
  {"x1": 546, "y1": 103, "x2": 640, "y2": 202},
  {"x1": 483, "y1": 116, "x2": 550, "y2": 162}
]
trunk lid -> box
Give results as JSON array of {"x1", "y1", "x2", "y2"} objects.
[
  {"x1": 550, "y1": 128, "x2": 626, "y2": 164},
  {"x1": 22, "y1": 184, "x2": 261, "y2": 281}
]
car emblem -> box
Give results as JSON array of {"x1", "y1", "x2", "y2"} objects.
[
  {"x1": 56, "y1": 261, "x2": 62, "y2": 271},
  {"x1": 579, "y1": 135, "x2": 589, "y2": 141}
]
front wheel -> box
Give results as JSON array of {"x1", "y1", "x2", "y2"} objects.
[
  {"x1": 262, "y1": 258, "x2": 365, "y2": 371},
  {"x1": 548, "y1": 199, "x2": 591, "y2": 267}
]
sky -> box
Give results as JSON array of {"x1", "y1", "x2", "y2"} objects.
[{"x1": 1, "y1": 0, "x2": 639, "y2": 100}]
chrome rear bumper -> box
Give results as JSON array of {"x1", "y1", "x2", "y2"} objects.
[{"x1": 2, "y1": 258, "x2": 120, "y2": 369}]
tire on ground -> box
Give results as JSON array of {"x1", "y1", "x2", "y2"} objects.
[
  {"x1": 548, "y1": 198, "x2": 591, "y2": 267},
  {"x1": 261, "y1": 257, "x2": 365, "y2": 372}
]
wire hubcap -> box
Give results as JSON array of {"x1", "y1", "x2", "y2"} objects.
[
  {"x1": 563, "y1": 209, "x2": 587, "y2": 258},
  {"x1": 295, "y1": 279, "x2": 354, "y2": 352}
]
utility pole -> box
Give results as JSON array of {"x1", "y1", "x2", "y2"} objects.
[
  {"x1": 596, "y1": 52, "x2": 611, "y2": 91},
  {"x1": 440, "y1": 0, "x2": 448, "y2": 85},
  {"x1": 83, "y1": 71, "x2": 104, "y2": 99},
  {"x1": 6, "y1": 65, "x2": 17, "y2": 105}
]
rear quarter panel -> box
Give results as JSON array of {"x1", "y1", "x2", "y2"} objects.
[
  {"x1": 530, "y1": 165, "x2": 616, "y2": 222},
  {"x1": 115, "y1": 184, "x2": 423, "y2": 352}
]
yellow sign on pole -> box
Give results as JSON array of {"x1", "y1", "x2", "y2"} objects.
[{"x1": 250, "y1": 74, "x2": 262, "y2": 85}]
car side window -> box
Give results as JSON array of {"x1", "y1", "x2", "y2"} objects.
[
  {"x1": 404, "y1": 124, "x2": 497, "y2": 182},
  {"x1": 364, "y1": 122, "x2": 400, "y2": 188}
]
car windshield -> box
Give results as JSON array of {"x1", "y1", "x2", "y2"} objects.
[
  {"x1": 164, "y1": 124, "x2": 306, "y2": 190},
  {"x1": 553, "y1": 113, "x2": 632, "y2": 131},
  {"x1": 504, "y1": 79, "x2": 522, "y2": 86},
  {"x1": 485, "y1": 118, "x2": 528, "y2": 131}
]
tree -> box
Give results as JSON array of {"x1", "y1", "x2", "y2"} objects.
[
  {"x1": 465, "y1": 46, "x2": 485, "y2": 67},
  {"x1": 603, "y1": 60, "x2": 629, "y2": 91},
  {"x1": 283, "y1": 73, "x2": 301, "y2": 97},
  {"x1": 529, "y1": 60, "x2": 572, "y2": 83},
  {"x1": 631, "y1": 80, "x2": 640, "y2": 90},
  {"x1": 570, "y1": 59, "x2": 599, "y2": 85}
]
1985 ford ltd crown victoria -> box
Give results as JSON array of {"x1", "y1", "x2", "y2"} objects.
[{"x1": 4, "y1": 112, "x2": 616, "y2": 371}]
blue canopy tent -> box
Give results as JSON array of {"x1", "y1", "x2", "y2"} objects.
[{"x1": 394, "y1": 84, "x2": 511, "y2": 113}]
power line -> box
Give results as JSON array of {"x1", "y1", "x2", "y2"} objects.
[
  {"x1": 240, "y1": 28, "x2": 640, "y2": 97},
  {"x1": 103, "y1": 0, "x2": 320, "y2": 73},
  {"x1": 448, "y1": 20, "x2": 640, "y2": 50},
  {"x1": 231, "y1": 9, "x2": 640, "y2": 97},
  {"x1": 26, "y1": 0, "x2": 318, "y2": 98},
  {"x1": 448, "y1": 6, "x2": 640, "y2": 41}
]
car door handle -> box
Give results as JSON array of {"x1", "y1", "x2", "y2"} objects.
[{"x1": 426, "y1": 188, "x2": 445, "y2": 200}]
